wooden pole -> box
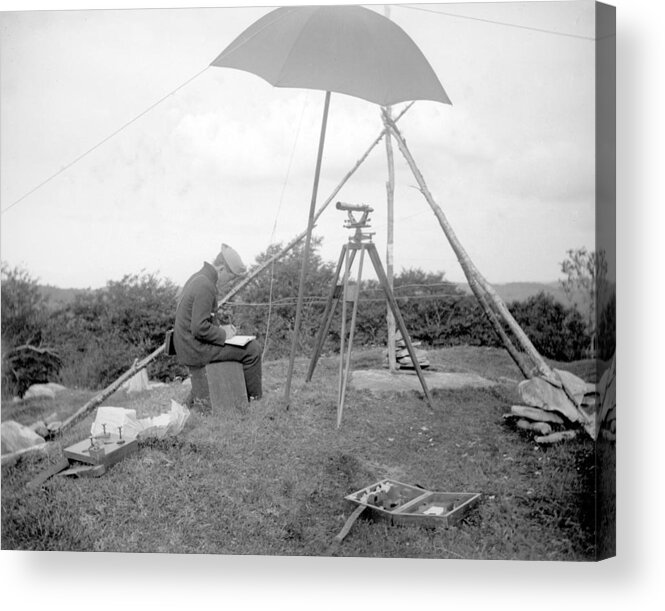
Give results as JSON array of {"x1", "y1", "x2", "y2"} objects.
[
  {"x1": 386, "y1": 115, "x2": 592, "y2": 428},
  {"x1": 383, "y1": 6, "x2": 397, "y2": 373},
  {"x1": 382, "y1": 106, "x2": 397, "y2": 372},
  {"x1": 284, "y1": 90, "x2": 332, "y2": 407}
]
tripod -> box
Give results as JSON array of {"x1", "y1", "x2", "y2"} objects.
[{"x1": 307, "y1": 202, "x2": 433, "y2": 427}]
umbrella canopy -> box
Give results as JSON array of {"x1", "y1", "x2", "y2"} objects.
[{"x1": 211, "y1": 5, "x2": 451, "y2": 107}]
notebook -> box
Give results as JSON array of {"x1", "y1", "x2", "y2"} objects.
[{"x1": 225, "y1": 334, "x2": 256, "y2": 347}]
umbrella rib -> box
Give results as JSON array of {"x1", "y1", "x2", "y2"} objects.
[
  {"x1": 275, "y1": 10, "x2": 320, "y2": 87},
  {"x1": 212, "y1": 7, "x2": 296, "y2": 64}
]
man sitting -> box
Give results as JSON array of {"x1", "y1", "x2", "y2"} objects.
[{"x1": 173, "y1": 243, "x2": 262, "y2": 403}]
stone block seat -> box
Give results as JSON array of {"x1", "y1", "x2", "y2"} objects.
[{"x1": 188, "y1": 362, "x2": 248, "y2": 414}]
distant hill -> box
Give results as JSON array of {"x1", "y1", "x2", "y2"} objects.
[
  {"x1": 455, "y1": 281, "x2": 586, "y2": 310},
  {"x1": 38, "y1": 280, "x2": 592, "y2": 313},
  {"x1": 39, "y1": 285, "x2": 92, "y2": 309}
]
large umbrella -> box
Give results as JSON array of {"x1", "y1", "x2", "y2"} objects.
[{"x1": 211, "y1": 5, "x2": 451, "y2": 405}]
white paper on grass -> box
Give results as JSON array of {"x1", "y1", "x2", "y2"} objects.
[
  {"x1": 137, "y1": 401, "x2": 190, "y2": 440},
  {"x1": 121, "y1": 368, "x2": 149, "y2": 393},
  {"x1": 90, "y1": 401, "x2": 190, "y2": 440}
]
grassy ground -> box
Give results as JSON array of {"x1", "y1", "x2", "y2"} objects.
[{"x1": 1, "y1": 346, "x2": 607, "y2": 559}]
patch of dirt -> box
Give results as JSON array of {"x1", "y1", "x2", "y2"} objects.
[{"x1": 350, "y1": 369, "x2": 497, "y2": 395}]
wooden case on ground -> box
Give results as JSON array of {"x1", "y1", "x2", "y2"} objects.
[{"x1": 345, "y1": 478, "x2": 481, "y2": 528}]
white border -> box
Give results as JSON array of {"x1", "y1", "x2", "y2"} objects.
[{"x1": 1, "y1": 1, "x2": 662, "y2": 609}]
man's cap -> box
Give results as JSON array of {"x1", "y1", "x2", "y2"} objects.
[{"x1": 214, "y1": 243, "x2": 247, "y2": 276}]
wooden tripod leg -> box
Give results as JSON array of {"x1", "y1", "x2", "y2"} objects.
[
  {"x1": 367, "y1": 243, "x2": 434, "y2": 409},
  {"x1": 338, "y1": 246, "x2": 366, "y2": 428},
  {"x1": 306, "y1": 245, "x2": 358, "y2": 382},
  {"x1": 338, "y1": 247, "x2": 352, "y2": 408}
]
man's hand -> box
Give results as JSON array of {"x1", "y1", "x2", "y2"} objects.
[
  {"x1": 222, "y1": 324, "x2": 237, "y2": 341},
  {"x1": 216, "y1": 305, "x2": 231, "y2": 324}
]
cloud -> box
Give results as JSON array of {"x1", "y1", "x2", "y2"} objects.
[{"x1": 491, "y1": 138, "x2": 594, "y2": 204}]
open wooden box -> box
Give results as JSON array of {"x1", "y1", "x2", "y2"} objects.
[{"x1": 345, "y1": 479, "x2": 481, "y2": 528}]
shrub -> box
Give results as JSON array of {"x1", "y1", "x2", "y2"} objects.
[
  {"x1": 4, "y1": 250, "x2": 594, "y2": 395},
  {"x1": 1, "y1": 264, "x2": 48, "y2": 345},
  {"x1": 508, "y1": 292, "x2": 589, "y2": 361},
  {"x1": 1, "y1": 265, "x2": 55, "y2": 398},
  {"x1": 228, "y1": 238, "x2": 336, "y2": 359},
  {"x1": 353, "y1": 269, "x2": 466, "y2": 347},
  {"x1": 2, "y1": 346, "x2": 62, "y2": 398},
  {"x1": 43, "y1": 272, "x2": 180, "y2": 388}
]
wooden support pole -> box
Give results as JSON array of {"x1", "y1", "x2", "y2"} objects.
[
  {"x1": 285, "y1": 90, "x2": 332, "y2": 407},
  {"x1": 384, "y1": 113, "x2": 591, "y2": 428},
  {"x1": 382, "y1": 106, "x2": 397, "y2": 372}
]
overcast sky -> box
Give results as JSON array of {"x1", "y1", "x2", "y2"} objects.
[{"x1": 1, "y1": 1, "x2": 600, "y2": 289}]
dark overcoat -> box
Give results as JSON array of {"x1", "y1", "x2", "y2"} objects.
[{"x1": 173, "y1": 262, "x2": 229, "y2": 367}]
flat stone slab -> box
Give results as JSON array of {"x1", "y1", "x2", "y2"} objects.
[{"x1": 350, "y1": 369, "x2": 497, "y2": 394}]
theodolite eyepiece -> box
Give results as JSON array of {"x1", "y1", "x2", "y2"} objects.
[{"x1": 336, "y1": 201, "x2": 373, "y2": 213}]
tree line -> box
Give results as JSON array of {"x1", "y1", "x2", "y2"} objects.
[{"x1": 1, "y1": 243, "x2": 614, "y2": 398}]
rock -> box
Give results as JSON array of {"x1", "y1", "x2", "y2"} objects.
[
  {"x1": 518, "y1": 377, "x2": 582, "y2": 423},
  {"x1": 43, "y1": 382, "x2": 66, "y2": 393},
  {"x1": 534, "y1": 430, "x2": 579, "y2": 444},
  {"x1": 394, "y1": 347, "x2": 426, "y2": 359},
  {"x1": 580, "y1": 393, "x2": 599, "y2": 409},
  {"x1": 510, "y1": 405, "x2": 565, "y2": 424},
  {"x1": 516, "y1": 419, "x2": 552, "y2": 435},
  {"x1": 554, "y1": 369, "x2": 595, "y2": 405},
  {"x1": 1, "y1": 420, "x2": 46, "y2": 455},
  {"x1": 23, "y1": 385, "x2": 56, "y2": 400},
  {"x1": 396, "y1": 357, "x2": 430, "y2": 369}
]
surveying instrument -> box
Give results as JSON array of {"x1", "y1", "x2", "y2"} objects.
[{"x1": 306, "y1": 201, "x2": 433, "y2": 427}]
